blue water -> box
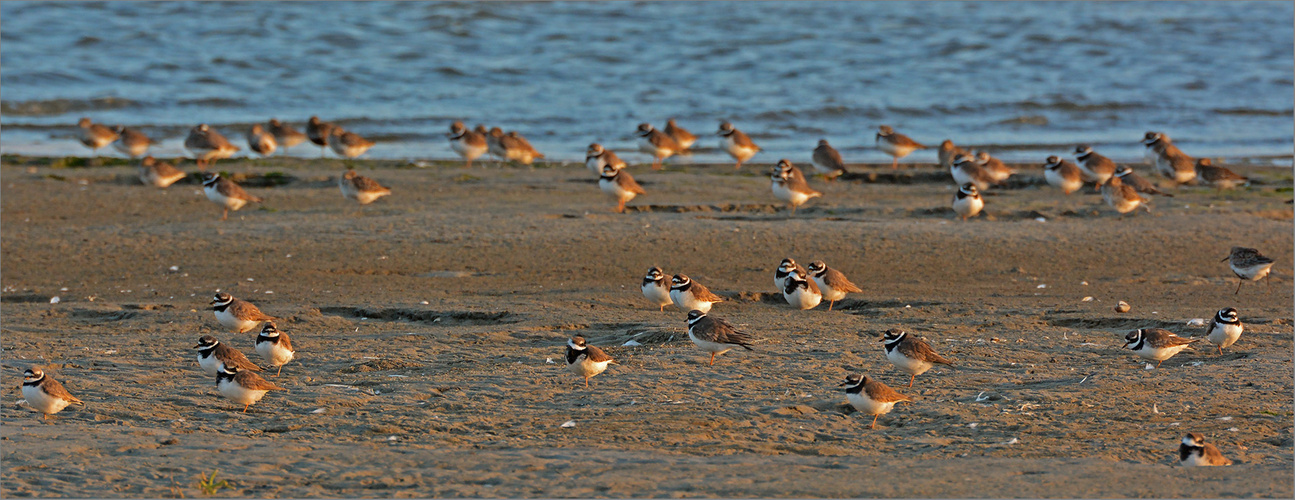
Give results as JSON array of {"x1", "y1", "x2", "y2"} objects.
[{"x1": 2, "y1": 1, "x2": 1292, "y2": 165}]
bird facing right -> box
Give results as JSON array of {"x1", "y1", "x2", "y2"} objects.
[
  {"x1": 247, "y1": 124, "x2": 278, "y2": 157},
  {"x1": 811, "y1": 139, "x2": 848, "y2": 180}
]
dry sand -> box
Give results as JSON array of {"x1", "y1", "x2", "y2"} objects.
[{"x1": 1, "y1": 154, "x2": 1292, "y2": 498}]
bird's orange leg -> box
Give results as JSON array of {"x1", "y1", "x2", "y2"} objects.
[
  {"x1": 709, "y1": 353, "x2": 716, "y2": 366},
  {"x1": 908, "y1": 374, "x2": 916, "y2": 387},
  {"x1": 871, "y1": 414, "x2": 879, "y2": 429}
]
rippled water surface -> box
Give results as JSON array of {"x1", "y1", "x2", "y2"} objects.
[{"x1": 2, "y1": 1, "x2": 1292, "y2": 164}]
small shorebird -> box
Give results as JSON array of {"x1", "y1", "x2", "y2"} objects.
[
  {"x1": 185, "y1": 124, "x2": 240, "y2": 166},
  {"x1": 586, "y1": 143, "x2": 627, "y2": 175},
  {"x1": 875, "y1": 125, "x2": 926, "y2": 169},
  {"x1": 1043, "y1": 155, "x2": 1084, "y2": 194},
  {"x1": 782, "y1": 271, "x2": 823, "y2": 310},
  {"x1": 1205, "y1": 307, "x2": 1243, "y2": 354},
  {"x1": 950, "y1": 154, "x2": 994, "y2": 191},
  {"x1": 641, "y1": 267, "x2": 673, "y2": 311},
  {"x1": 1142, "y1": 132, "x2": 1197, "y2": 185},
  {"x1": 194, "y1": 335, "x2": 262, "y2": 376},
  {"x1": 139, "y1": 156, "x2": 186, "y2": 188},
  {"x1": 1222, "y1": 246, "x2": 1275, "y2": 294},
  {"x1": 880, "y1": 329, "x2": 953, "y2": 387},
  {"x1": 1114, "y1": 166, "x2": 1173, "y2": 197},
  {"x1": 22, "y1": 368, "x2": 84, "y2": 419},
  {"x1": 329, "y1": 127, "x2": 375, "y2": 158},
  {"x1": 267, "y1": 119, "x2": 308, "y2": 151},
  {"x1": 339, "y1": 169, "x2": 392, "y2": 205},
  {"x1": 774, "y1": 258, "x2": 806, "y2": 293},
  {"x1": 770, "y1": 160, "x2": 821, "y2": 214},
  {"x1": 1101, "y1": 175, "x2": 1150, "y2": 216},
  {"x1": 215, "y1": 363, "x2": 286, "y2": 412},
  {"x1": 807, "y1": 260, "x2": 861, "y2": 311},
  {"x1": 448, "y1": 121, "x2": 489, "y2": 168},
  {"x1": 665, "y1": 118, "x2": 696, "y2": 150},
  {"x1": 717, "y1": 121, "x2": 760, "y2": 169},
  {"x1": 77, "y1": 117, "x2": 119, "y2": 155},
  {"x1": 254, "y1": 322, "x2": 296, "y2": 376},
  {"x1": 637, "y1": 122, "x2": 681, "y2": 170},
  {"x1": 975, "y1": 151, "x2": 1016, "y2": 183},
  {"x1": 637, "y1": 122, "x2": 680, "y2": 168},
  {"x1": 811, "y1": 139, "x2": 848, "y2": 180},
  {"x1": 953, "y1": 183, "x2": 984, "y2": 221},
  {"x1": 201, "y1": 170, "x2": 262, "y2": 220},
  {"x1": 1179, "y1": 433, "x2": 1233, "y2": 467},
  {"x1": 307, "y1": 116, "x2": 335, "y2": 157},
  {"x1": 247, "y1": 124, "x2": 278, "y2": 157},
  {"x1": 685, "y1": 310, "x2": 754, "y2": 366},
  {"x1": 1123, "y1": 328, "x2": 1195, "y2": 368},
  {"x1": 486, "y1": 127, "x2": 508, "y2": 163},
  {"x1": 500, "y1": 130, "x2": 544, "y2": 165},
  {"x1": 670, "y1": 274, "x2": 724, "y2": 313},
  {"x1": 112, "y1": 126, "x2": 153, "y2": 158},
  {"x1": 598, "y1": 164, "x2": 646, "y2": 213},
  {"x1": 1195, "y1": 158, "x2": 1248, "y2": 191},
  {"x1": 565, "y1": 335, "x2": 616, "y2": 387},
  {"x1": 211, "y1": 292, "x2": 276, "y2": 333},
  {"x1": 1073, "y1": 144, "x2": 1117, "y2": 188},
  {"x1": 840, "y1": 374, "x2": 912, "y2": 429},
  {"x1": 937, "y1": 140, "x2": 971, "y2": 170}
]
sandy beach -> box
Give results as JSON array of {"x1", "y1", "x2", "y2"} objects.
[{"x1": 1, "y1": 155, "x2": 1292, "y2": 498}]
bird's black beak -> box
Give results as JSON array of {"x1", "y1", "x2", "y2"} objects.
[{"x1": 1219, "y1": 257, "x2": 1229, "y2": 262}]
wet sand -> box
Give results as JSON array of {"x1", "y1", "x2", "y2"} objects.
[{"x1": 1, "y1": 154, "x2": 1292, "y2": 498}]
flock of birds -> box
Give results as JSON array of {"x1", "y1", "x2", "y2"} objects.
[
  {"x1": 73, "y1": 116, "x2": 1260, "y2": 220},
  {"x1": 15, "y1": 116, "x2": 1277, "y2": 470}
]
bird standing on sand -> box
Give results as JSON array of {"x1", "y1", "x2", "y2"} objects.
[
  {"x1": 306, "y1": 116, "x2": 335, "y2": 157},
  {"x1": 1043, "y1": 155, "x2": 1084, "y2": 195},
  {"x1": 77, "y1": 117, "x2": 119, "y2": 155},
  {"x1": 247, "y1": 124, "x2": 278, "y2": 157},
  {"x1": 268, "y1": 119, "x2": 308, "y2": 151},
  {"x1": 448, "y1": 121, "x2": 489, "y2": 168},
  {"x1": 185, "y1": 124, "x2": 240, "y2": 166},
  {"x1": 880, "y1": 329, "x2": 953, "y2": 387},
  {"x1": 811, "y1": 139, "x2": 848, "y2": 180},
  {"x1": 254, "y1": 322, "x2": 296, "y2": 376},
  {"x1": 201, "y1": 170, "x2": 262, "y2": 221},
  {"x1": 953, "y1": 183, "x2": 984, "y2": 221},
  {"x1": 1195, "y1": 159, "x2": 1248, "y2": 191},
  {"x1": 216, "y1": 363, "x2": 286, "y2": 412},
  {"x1": 1114, "y1": 166, "x2": 1173, "y2": 197},
  {"x1": 807, "y1": 260, "x2": 861, "y2": 311},
  {"x1": 685, "y1": 310, "x2": 754, "y2": 366},
  {"x1": 875, "y1": 125, "x2": 926, "y2": 169},
  {"x1": 598, "y1": 164, "x2": 646, "y2": 213},
  {"x1": 840, "y1": 374, "x2": 912, "y2": 429},
  {"x1": 586, "y1": 143, "x2": 627, "y2": 175},
  {"x1": 22, "y1": 368, "x2": 84, "y2": 419},
  {"x1": 329, "y1": 127, "x2": 375, "y2": 159},
  {"x1": 665, "y1": 118, "x2": 696, "y2": 150},
  {"x1": 112, "y1": 126, "x2": 154, "y2": 158},
  {"x1": 770, "y1": 160, "x2": 821, "y2": 213},
  {"x1": 637, "y1": 122, "x2": 681, "y2": 170},
  {"x1": 339, "y1": 169, "x2": 392, "y2": 205},
  {"x1": 1221, "y1": 246, "x2": 1274, "y2": 294},
  {"x1": 139, "y1": 156, "x2": 186, "y2": 188},
  {"x1": 1123, "y1": 328, "x2": 1195, "y2": 368},
  {"x1": 717, "y1": 121, "x2": 760, "y2": 169},
  {"x1": 565, "y1": 335, "x2": 616, "y2": 387},
  {"x1": 1101, "y1": 175, "x2": 1150, "y2": 216}
]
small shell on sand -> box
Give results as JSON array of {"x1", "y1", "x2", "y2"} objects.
[{"x1": 1114, "y1": 301, "x2": 1131, "y2": 313}]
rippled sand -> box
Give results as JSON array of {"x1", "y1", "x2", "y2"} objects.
[{"x1": 2, "y1": 156, "x2": 1292, "y2": 498}]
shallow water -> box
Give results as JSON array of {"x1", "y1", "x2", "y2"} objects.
[{"x1": 2, "y1": 1, "x2": 1292, "y2": 165}]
